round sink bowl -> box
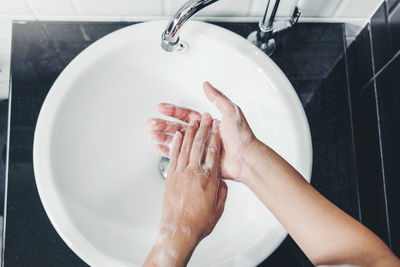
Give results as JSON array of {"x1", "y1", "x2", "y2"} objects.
[{"x1": 33, "y1": 20, "x2": 312, "y2": 266}]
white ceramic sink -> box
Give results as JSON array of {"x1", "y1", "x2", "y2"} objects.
[{"x1": 33, "y1": 20, "x2": 312, "y2": 267}]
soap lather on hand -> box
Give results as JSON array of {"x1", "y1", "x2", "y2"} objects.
[{"x1": 144, "y1": 111, "x2": 227, "y2": 267}]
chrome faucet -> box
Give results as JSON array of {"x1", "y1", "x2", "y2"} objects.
[
  {"x1": 247, "y1": 0, "x2": 301, "y2": 55},
  {"x1": 161, "y1": 0, "x2": 219, "y2": 52}
]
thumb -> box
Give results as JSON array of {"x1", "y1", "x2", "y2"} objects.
[{"x1": 203, "y1": 81, "x2": 236, "y2": 117}]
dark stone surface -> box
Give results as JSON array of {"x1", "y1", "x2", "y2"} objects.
[{"x1": 4, "y1": 21, "x2": 357, "y2": 266}]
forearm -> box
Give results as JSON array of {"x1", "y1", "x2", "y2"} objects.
[{"x1": 242, "y1": 139, "x2": 398, "y2": 266}]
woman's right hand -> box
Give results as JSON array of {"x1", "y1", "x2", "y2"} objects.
[{"x1": 147, "y1": 81, "x2": 259, "y2": 183}]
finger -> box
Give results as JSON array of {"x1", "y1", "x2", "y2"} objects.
[
  {"x1": 203, "y1": 81, "x2": 236, "y2": 116},
  {"x1": 153, "y1": 144, "x2": 169, "y2": 157},
  {"x1": 189, "y1": 113, "x2": 212, "y2": 167},
  {"x1": 149, "y1": 130, "x2": 173, "y2": 144},
  {"x1": 158, "y1": 103, "x2": 202, "y2": 123},
  {"x1": 167, "y1": 131, "x2": 183, "y2": 173},
  {"x1": 147, "y1": 118, "x2": 186, "y2": 133},
  {"x1": 216, "y1": 180, "x2": 228, "y2": 217},
  {"x1": 204, "y1": 120, "x2": 221, "y2": 175},
  {"x1": 177, "y1": 120, "x2": 199, "y2": 170}
]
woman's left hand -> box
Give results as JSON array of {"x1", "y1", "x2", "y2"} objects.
[{"x1": 144, "y1": 113, "x2": 228, "y2": 267}]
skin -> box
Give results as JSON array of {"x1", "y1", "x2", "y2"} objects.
[
  {"x1": 144, "y1": 113, "x2": 228, "y2": 267},
  {"x1": 145, "y1": 81, "x2": 400, "y2": 267}
]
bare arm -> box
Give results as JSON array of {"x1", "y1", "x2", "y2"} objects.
[
  {"x1": 242, "y1": 139, "x2": 399, "y2": 266},
  {"x1": 147, "y1": 81, "x2": 400, "y2": 267}
]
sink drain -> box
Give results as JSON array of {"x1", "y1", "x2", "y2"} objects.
[{"x1": 159, "y1": 157, "x2": 169, "y2": 179}]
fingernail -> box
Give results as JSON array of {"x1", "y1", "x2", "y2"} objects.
[
  {"x1": 171, "y1": 131, "x2": 180, "y2": 145},
  {"x1": 158, "y1": 103, "x2": 174, "y2": 112},
  {"x1": 154, "y1": 144, "x2": 161, "y2": 153},
  {"x1": 147, "y1": 119, "x2": 157, "y2": 128},
  {"x1": 149, "y1": 131, "x2": 157, "y2": 141}
]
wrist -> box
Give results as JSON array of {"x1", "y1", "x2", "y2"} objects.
[
  {"x1": 239, "y1": 138, "x2": 269, "y2": 187},
  {"x1": 151, "y1": 224, "x2": 199, "y2": 266}
]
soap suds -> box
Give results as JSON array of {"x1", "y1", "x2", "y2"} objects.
[
  {"x1": 171, "y1": 131, "x2": 180, "y2": 144},
  {"x1": 166, "y1": 247, "x2": 179, "y2": 260},
  {"x1": 193, "y1": 167, "x2": 208, "y2": 178},
  {"x1": 166, "y1": 131, "x2": 180, "y2": 152},
  {"x1": 161, "y1": 222, "x2": 178, "y2": 237},
  {"x1": 153, "y1": 249, "x2": 175, "y2": 267},
  {"x1": 181, "y1": 225, "x2": 191, "y2": 238},
  {"x1": 153, "y1": 223, "x2": 192, "y2": 266},
  {"x1": 155, "y1": 228, "x2": 167, "y2": 245},
  {"x1": 153, "y1": 230, "x2": 176, "y2": 267}
]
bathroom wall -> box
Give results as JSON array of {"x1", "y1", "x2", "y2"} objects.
[
  {"x1": 0, "y1": 0, "x2": 385, "y2": 99},
  {"x1": 0, "y1": 0, "x2": 385, "y2": 38},
  {"x1": 0, "y1": 0, "x2": 383, "y2": 19},
  {"x1": 0, "y1": 0, "x2": 386, "y2": 99},
  {"x1": 347, "y1": 0, "x2": 400, "y2": 257}
]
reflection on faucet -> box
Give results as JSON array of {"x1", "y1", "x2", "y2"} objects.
[
  {"x1": 247, "y1": 0, "x2": 301, "y2": 56},
  {"x1": 161, "y1": 0, "x2": 219, "y2": 52}
]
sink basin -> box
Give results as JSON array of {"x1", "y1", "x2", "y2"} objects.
[{"x1": 33, "y1": 20, "x2": 312, "y2": 267}]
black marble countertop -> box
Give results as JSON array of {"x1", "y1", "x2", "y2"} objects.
[{"x1": 0, "y1": 21, "x2": 359, "y2": 266}]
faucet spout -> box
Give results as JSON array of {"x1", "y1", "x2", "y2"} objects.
[{"x1": 161, "y1": 0, "x2": 219, "y2": 52}]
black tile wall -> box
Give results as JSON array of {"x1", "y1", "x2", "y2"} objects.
[
  {"x1": 347, "y1": 0, "x2": 400, "y2": 257},
  {"x1": 347, "y1": 26, "x2": 374, "y2": 90},
  {"x1": 353, "y1": 82, "x2": 390, "y2": 244},
  {"x1": 375, "y1": 55, "x2": 400, "y2": 255},
  {"x1": 370, "y1": 2, "x2": 393, "y2": 72},
  {"x1": 389, "y1": 3, "x2": 400, "y2": 55},
  {"x1": 388, "y1": 0, "x2": 400, "y2": 12},
  {"x1": 0, "y1": 100, "x2": 7, "y2": 215}
]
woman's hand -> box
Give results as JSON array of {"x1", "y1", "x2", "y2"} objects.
[
  {"x1": 144, "y1": 113, "x2": 228, "y2": 267},
  {"x1": 148, "y1": 81, "x2": 258, "y2": 183}
]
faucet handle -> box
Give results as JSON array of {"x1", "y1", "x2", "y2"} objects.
[
  {"x1": 247, "y1": 5, "x2": 301, "y2": 56},
  {"x1": 270, "y1": 6, "x2": 301, "y2": 37}
]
